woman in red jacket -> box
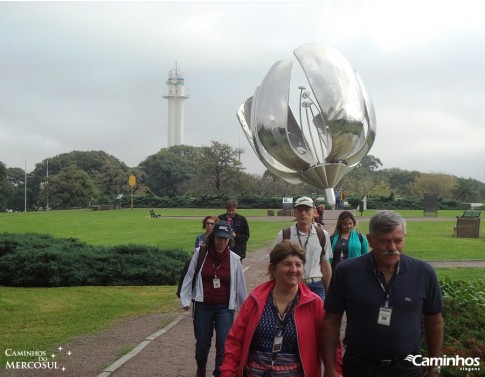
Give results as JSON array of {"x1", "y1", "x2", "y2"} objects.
[{"x1": 220, "y1": 240, "x2": 342, "y2": 377}]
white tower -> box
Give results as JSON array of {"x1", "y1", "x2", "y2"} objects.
[{"x1": 163, "y1": 64, "x2": 189, "y2": 147}]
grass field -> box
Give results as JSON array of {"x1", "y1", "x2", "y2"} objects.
[
  {"x1": 0, "y1": 209, "x2": 294, "y2": 251},
  {"x1": 0, "y1": 208, "x2": 484, "y2": 366}
]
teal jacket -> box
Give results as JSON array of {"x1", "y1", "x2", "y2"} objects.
[{"x1": 330, "y1": 229, "x2": 369, "y2": 264}]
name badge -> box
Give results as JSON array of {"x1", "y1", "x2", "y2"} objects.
[
  {"x1": 377, "y1": 307, "x2": 392, "y2": 326},
  {"x1": 213, "y1": 278, "x2": 220, "y2": 289},
  {"x1": 272, "y1": 335, "x2": 283, "y2": 353}
]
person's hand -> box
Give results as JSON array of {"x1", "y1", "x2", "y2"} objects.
[{"x1": 231, "y1": 231, "x2": 236, "y2": 238}]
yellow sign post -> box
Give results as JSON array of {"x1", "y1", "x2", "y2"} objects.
[{"x1": 128, "y1": 175, "x2": 136, "y2": 209}]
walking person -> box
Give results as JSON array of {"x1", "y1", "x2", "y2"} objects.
[
  {"x1": 194, "y1": 215, "x2": 219, "y2": 251},
  {"x1": 330, "y1": 210, "x2": 369, "y2": 269},
  {"x1": 219, "y1": 199, "x2": 250, "y2": 261},
  {"x1": 180, "y1": 221, "x2": 248, "y2": 377},
  {"x1": 273, "y1": 196, "x2": 332, "y2": 302},
  {"x1": 314, "y1": 204, "x2": 325, "y2": 226},
  {"x1": 322, "y1": 210, "x2": 444, "y2": 377},
  {"x1": 220, "y1": 240, "x2": 343, "y2": 377}
]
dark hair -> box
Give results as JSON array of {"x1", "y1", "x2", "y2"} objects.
[
  {"x1": 369, "y1": 210, "x2": 407, "y2": 236},
  {"x1": 205, "y1": 228, "x2": 234, "y2": 248},
  {"x1": 202, "y1": 215, "x2": 218, "y2": 229},
  {"x1": 334, "y1": 210, "x2": 357, "y2": 234},
  {"x1": 316, "y1": 205, "x2": 325, "y2": 215},
  {"x1": 268, "y1": 240, "x2": 306, "y2": 278},
  {"x1": 225, "y1": 199, "x2": 238, "y2": 209}
]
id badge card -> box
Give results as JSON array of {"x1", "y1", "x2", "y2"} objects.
[
  {"x1": 377, "y1": 307, "x2": 392, "y2": 326},
  {"x1": 272, "y1": 335, "x2": 283, "y2": 353},
  {"x1": 213, "y1": 278, "x2": 221, "y2": 288}
]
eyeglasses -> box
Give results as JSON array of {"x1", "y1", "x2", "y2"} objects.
[{"x1": 206, "y1": 222, "x2": 215, "y2": 226}]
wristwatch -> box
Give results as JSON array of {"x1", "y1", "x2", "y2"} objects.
[{"x1": 428, "y1": 366, "x2": 441, "y2": 375}]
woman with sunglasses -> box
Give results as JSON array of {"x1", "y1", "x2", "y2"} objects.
[{"x1": 194, "y1": 215, "x2": 219, "y2": 251}]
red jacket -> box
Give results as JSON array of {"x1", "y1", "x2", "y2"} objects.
[{"x1": 220, "y1": 280, "x2": 342, "y2": 377}]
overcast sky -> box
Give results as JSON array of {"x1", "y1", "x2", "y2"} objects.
[{"x1": 1, "y1": 1, "x2": 484, "y2": 183}]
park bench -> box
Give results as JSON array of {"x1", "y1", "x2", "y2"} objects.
[
  {"x1": 456, "y1": 210, "x2": 481, "y2": 218},
  {"x1": 149, "y1": 209, "x2": 161, "y2": 218}
]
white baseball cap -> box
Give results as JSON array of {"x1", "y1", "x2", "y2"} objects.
[{"x1": 293, "y1": 196, "x2": 314, "y2": 208}]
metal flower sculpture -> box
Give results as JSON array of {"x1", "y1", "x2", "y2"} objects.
[{"x1": 237, "y1": 43, "x2": 376, "y2": 204}]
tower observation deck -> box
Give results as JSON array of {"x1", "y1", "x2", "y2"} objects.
[{"x1": 163, "y1": 64, "x2": 189, "y2": 147}]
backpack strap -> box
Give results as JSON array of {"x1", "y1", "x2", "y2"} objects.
[
  {"x1": 358, "y1": 233, "x2": 363, "y2": 245},
  {"x1": 314, "y1": 224, "x2": 326, "y2": 257},
  {"x1": 282, "y1": 227, "x2": 291, "y2": 240},
  {"x1": 192, "y1": 246, "x2": 207, "y2": 291}
]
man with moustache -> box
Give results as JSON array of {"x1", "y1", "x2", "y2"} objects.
[{"x1": 322, "y1": 210, "x2": 443, "y2": 377}]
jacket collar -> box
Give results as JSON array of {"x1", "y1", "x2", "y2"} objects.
[{"x1": 250, "y1": 280, "x2": 318, "y2": 306}]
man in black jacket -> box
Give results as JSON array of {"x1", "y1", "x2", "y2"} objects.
[{"x1": 218, "y1": 199, "x2": 250, "y2": 261}]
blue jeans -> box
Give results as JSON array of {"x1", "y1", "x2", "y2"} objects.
[
  {"x1": 306, "y1": 280, "x2": 325, "y2": 302},
  {"x1": 193, "y1": 302, "x2": 234, "y2": 377}
]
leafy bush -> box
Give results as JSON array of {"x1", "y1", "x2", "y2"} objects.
[
  {"x1": 0, "y1": 233, "x2": 189, "y2": 287},
  {"x1": 346, "y1": 195, "x2": 470, "y2": 210},
  {"x1": 439, "y1": 279, "x2": 485, "y2": 376}
]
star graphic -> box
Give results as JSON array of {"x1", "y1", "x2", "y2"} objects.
[
  {"x1": 67, "y1": 351, "x2": 72, "y2": 356},
  {"x1": 58, "y1": 346, "x2": 63, "y2": 352},
  {"x1": 51, "y1": 354, "x2": 56, "y2": 358}
]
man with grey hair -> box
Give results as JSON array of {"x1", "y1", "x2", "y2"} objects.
[
  {"x1": 322, "y1": 210, "x2": 443, "y2": 377},
  {"x1": 274, "y1": 196, "x2": 332, "y2": 302}
]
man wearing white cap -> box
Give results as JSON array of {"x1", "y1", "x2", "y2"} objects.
[{"x1": 273, "y1": 196, "x2": 333, "y2": 302}]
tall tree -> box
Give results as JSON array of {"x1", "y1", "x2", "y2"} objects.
[
  {"x1": 138, "y1": 145, "x2": 200, "y2": 196},
  {"x1": 196, "y1": 141, "x2": 245, "y2": 194},
  {"x1": 356, "y1": 155, "x2": 383, "y2": 171},
  {"x1": 0, "y1": 162, "x2": 14, "y2": 211},
  {"x1": 5, "y1": 167, "x2": 28, "y2": 211},
  {"x1": 452, "y1": 178, "x2": 479, "y2": 202},
  {"x1": 45, "y1": 165, "x2": 99, "y2": 209},
  {"x1": 409, "y1": 173, "x2": 457, "y2": 199},
  {"x1": 30, "y1": 151, "x2": 130, "y2": 206}
]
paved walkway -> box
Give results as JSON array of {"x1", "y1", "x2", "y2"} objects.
[{"x1": 101, "y1": 245, "x2": 272, "y2": 377}]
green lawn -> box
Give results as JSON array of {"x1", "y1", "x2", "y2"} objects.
[
  {"x1": 0, "y1": 209, "x2": 293, "y2": 252},
  {"x1": 436, "y1": 268, "x2": 485, "y2": 281}
]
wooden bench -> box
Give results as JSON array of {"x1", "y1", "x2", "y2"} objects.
[{"x1": 457, "y1": 210, "x2": 481, "y2": 218}]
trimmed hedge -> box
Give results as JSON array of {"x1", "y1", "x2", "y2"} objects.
[
  {"x1": 0, "y1": 233, "x2": 188, "y2": 287},
  {"x1": 94, "y1": 194, "x2": 291, "y2": 209},
  {"x1": 346, "y1": 196, "x2": 469, "y2": 210}
]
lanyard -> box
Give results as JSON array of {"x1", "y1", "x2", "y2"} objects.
[
  {"x1": 372, "y1": 258, "x2": 400, "y2": 308},
  {"x1": 296, "y1": 226, "x2": 312, "y2": 249},
  {"x1": 212, "y1": 263, "x2": 222, "y2": 278},
  {"x1": 270, "y1": 292, "x2": 299, "y2": 366}
]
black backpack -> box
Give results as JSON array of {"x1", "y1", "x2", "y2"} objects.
[{"x1": 176, "y1": 246, "x2": 207, "y2": 298}]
